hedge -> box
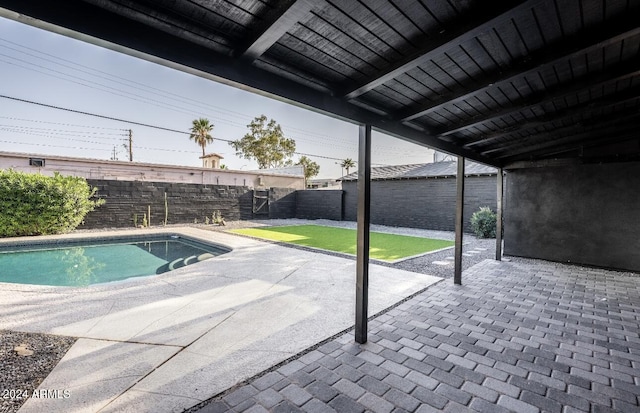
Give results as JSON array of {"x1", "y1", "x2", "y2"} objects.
[
  {"x1": 0, "y1": 170, "x2": 104, "y2": 237},
  {"x1": 470, "y1": 206, "x2": 497, "y2": 238}
]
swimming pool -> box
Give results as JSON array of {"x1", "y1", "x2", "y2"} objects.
[{"x1": 0, "y1": 234, "x2": 230, "y2": 286}]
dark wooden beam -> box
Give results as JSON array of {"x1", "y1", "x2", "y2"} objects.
[
  {"x1": 466, "y1": 85, "x2": 640, "y2": 149},
  {"x1": 454, "y1": 157, "x2": 465, "y2": 285},
  {"x1": 396, "y1": 20, "x2": 640, "y2": 123},
  {"x1": 438, "y1": 59, "x2": 640, "y2": 139},
  {"x1": 510, "y1": 134, "x2": 640, "y2": 163},
  {"x1": 503, "y1": 158, "x2": 581, "y2": 170},
  {"x1": 79, "y1": 0, "x2": 233, "y2": 51},
  {"x1": 238, "y1": 0, "x2": 316, "y2": 60},
  {"x1": 496, "y1": 115, "x2": 640, "y2": 161},
  {"x1": 506, "y1": 131, "x2": 640, "y2": 163},
  {"x1": 342, "y1": 0, "x2": 544, "y2": 100},
  {"x1": 483, "y1": 108, "x2": 640, "y2": 157},
  {"x1": 580, "y1": 138, "x2": 640, "y2": 160},
  {"x1": 355, "y1": 124, "x2": 372, "y2": 344}
]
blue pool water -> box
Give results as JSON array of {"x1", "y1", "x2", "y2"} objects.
[{"x1": 0, "y1": 235, "x2": 229, "y2": 286}]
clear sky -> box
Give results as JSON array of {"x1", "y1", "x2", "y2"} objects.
[{"x1": 0, "y1": 16, "x2": 437, "y2": 178}]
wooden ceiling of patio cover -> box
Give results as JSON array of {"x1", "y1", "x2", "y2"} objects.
[{"x1": 1, "y1": 0, "x2": 639, "y2": 167}]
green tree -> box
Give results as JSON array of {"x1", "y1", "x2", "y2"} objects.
[
  {"x1": 340, "y1": 158, "x2": 356, "y2": 175},
  {"x1": 189, "y1": 118, "x2": 214, "y2": 157},
  {"x1": 229, "y1": 115, "x2": 296, "y2": 168},
  {"x1": 296, "y1": 156, "x2": 320, "y2": 182}
]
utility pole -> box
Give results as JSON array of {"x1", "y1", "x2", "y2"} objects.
[
  {"x1": 128, "y1": 129, "x2": 133, "y2": 161},
  {"x1": 111, "y1": 146, "x2": 118, "y2": 160},
  {"x1": 122, "y1": 129, "x2": 133, "y2": 161}
]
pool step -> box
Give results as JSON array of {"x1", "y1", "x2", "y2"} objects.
[
  {"x1": 183, "y1": 255, "x2": 198, "y2": 266},
  {"x1": 157, "y1": 254, "x2": 213, "y2": 274},
  {"x1": 169, "y1": 258, "x2": 185, "y2": 270},
  {"x1": 157, "y1": 257, "x2": 187, "y2": 273}
]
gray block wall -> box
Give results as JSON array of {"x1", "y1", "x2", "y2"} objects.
[
  {"x1": 268, "y1": 188, "x2": 297, "y2": 219},
  {"x1": 296, "y1": 189, "x2": 343, "y2": 221},
  {"x1": 82, "y1": 180, "x2": 262, "y2": 228},
  {"x1": 81, "y1": 177, "x2": 497, "y2": 232},
  {"x1": 296, "y1": 190, "x2": 343, "y2": 221},
  {"x1": 342, "y1": 176, "x2": 497, "y2": 232},
  {"x1": 504, "y1": 162, "x2": 640, "y2": 272}
]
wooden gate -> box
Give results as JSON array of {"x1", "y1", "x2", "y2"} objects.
[{"x1": 252, "y1": 189, "x2": 269, "y2": 215}]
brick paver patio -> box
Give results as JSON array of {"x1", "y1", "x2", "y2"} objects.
[{"x1": 192, "y1": 259, "x2": 640, "y2": 413}]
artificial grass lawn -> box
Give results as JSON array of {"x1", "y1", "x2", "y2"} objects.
[{"x1": 229, "y1": 225, "x2": 454, "y2": 262}]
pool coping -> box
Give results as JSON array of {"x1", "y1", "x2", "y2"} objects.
[{"x1": 0, "y1": 232, "x2": 231, "y2": 251}]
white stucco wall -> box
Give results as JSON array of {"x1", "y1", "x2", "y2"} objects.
[{"x1": 0, "y1": 151, "x2": 305, "y2": 190}]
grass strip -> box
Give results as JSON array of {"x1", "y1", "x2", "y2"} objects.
[{"x1": 229, "y1": 225, "x2": 454, "y2": 262}]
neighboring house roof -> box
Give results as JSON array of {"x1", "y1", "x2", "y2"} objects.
[
  {"x1": 340, "y1": 161, "x2": 497, "y2": 181},
  {"x1": 200, "y1": 153, "x2": 224, "y2": 159},
  {"x1": 249, "y1": 165, "x2": 305, "y2": 177}
]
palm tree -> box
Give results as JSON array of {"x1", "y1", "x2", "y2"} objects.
[
  {"x1": 340, "y1": 158, "x2": 356, "y2": 175},
  {"x1": 189, "y1": 118, "x2": 214, "y2": 157}
]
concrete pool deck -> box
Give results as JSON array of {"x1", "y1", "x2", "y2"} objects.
[{"x1": 0, "y1": 227, "x2": 441, "y2": 413}]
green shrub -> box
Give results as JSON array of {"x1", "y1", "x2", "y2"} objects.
[
  {"x1": 470, "y1": 206, "x2": 497, "y2": 238},
  {"x1": 0, "y1": 170, "x2": 104, "y2": 237}
]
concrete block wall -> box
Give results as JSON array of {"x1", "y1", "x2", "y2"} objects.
[
  {"x1": 342, "y1": 176, "x2": 497, "y2": 232},
  {"x1": 268, "y1": 187, "x2": 297, "y2": 219},
  {"x1": 82, "y1": 179, "x2": 253, "y2": 228},
  {"x1": 504, "y1": 162, "x2": 640, "y2": 272},
  {"x1": 81, "y1": 177, "x2": 497, "y2": 233},
  {"x1": 296, "y1": 190, "x2": 343, "y2": 221}
]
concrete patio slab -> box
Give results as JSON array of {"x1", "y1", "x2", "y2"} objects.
[
  {"x1": 17, "y1": 338, "x2": 180, "y2": 413},
  {"x1": 0, "y1": 227, "x2": 441, "y2": 413}
]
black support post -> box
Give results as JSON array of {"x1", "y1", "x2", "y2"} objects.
[
  {"x1": 355, "y1": 124, "x2": 372, "y2": 344},
  {"x1": 454, "y1": 157, "x2": 465, "y2": 285},
  {"x1": 496, "y1": 168, "x2": 503, "y2": 261}
]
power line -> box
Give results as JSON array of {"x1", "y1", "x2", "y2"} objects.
[
  {"x1": 133, "y1": 146, "x2": 200, "y2": 154},
  {"x1": 0, "y1": 38, "x2": 256, "y2": 122},
  {"x1": 1, "y1": 39, "x2": 394, "y2": 149},
  {"x1": 0, "y1": 39, "x2": 435, "y2": 161},
  {"x1": 0, "y1": 95, "x2": 296, "y2": 151},
  {"x1": 0, "y1": 133, "x2": 200, "y2": 154},
  {"x1": 0, "y1": 38, "x2": 345, "y2": 139},
  {"x1": 0, "y1": 55, "x2": 240, "y2": 123},
  {"x1": 0, "y1": 94, "x2": 195, "y2": 135},
  {"x1": 0, "y1": 56, "x2": 424, "y2": 157},
  {"x1": 0, "y1": 115, "x2": 127, "y2": 130},
  {"x1": 0, "y1": 124, "x2": 127, "y2": 137},
  {"x1": 0, "y1": 128, "x2": 120, "y2": 146},
  {"x1": 0, "y1": 94, "x2": 394, "y2": 164},
  {"x1": 0, "y1": 139, "x2": 111, "y2": 152}
]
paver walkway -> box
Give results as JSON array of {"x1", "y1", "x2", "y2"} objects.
[{"x1": 191, "y1": 259, "x2": 640, "y2": 413}]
